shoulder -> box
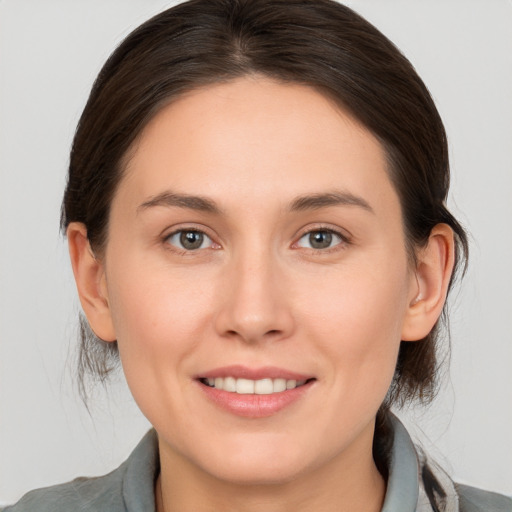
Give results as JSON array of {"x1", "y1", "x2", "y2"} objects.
[
  {"x1": 385, "y1": 413, "x2": 511, "y2": 512},
  {"x1": 456, "y1": 483, "x2": 512, "y2": 512},
  {"x1": 1, "y1": 466, "x2": 127, "y2": 512},
  {"x1": 2, "y1": 430, "x2": 159, "y2": 512}
]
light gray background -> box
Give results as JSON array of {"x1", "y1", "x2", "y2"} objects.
[{"x1": 1, "y1": 0, "x2": 511, "y2": 505}]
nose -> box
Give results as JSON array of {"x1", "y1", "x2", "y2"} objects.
[{"x1": 214, "y1": 249, "x2": 295, "y2": 344}]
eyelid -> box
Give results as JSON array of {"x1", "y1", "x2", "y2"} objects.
[
  {"x1": 162, "y1": 224, "x2": 221, "y2": 251},
  {"x1": 291, "y1": 224, "x2": 351, "y2": 251},
  {"x1": 159, "y1": 223, "x2": 351, "y2": 253}
]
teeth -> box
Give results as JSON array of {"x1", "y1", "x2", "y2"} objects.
[
  {"x1": 224, "y1": 376, "x2": 236, "y2": 392},
  {"x1": 254, "y1": 378, "x2": 273, "y2": 394},
  {"x1": 273, "y1": 378, "x2": 287, "y2": 392},
  {"x1": 203, "y1": 377, "x2": 308, "y2": 394},
  {"x1": 236, "y1": 378, "x2": 254, "y2": 394}
]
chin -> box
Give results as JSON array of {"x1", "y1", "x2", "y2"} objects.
[
  {"x1": 208, "y1": 458, "x2": 305, "y2": 486},
  {"x1": 195, "y1": 436, "x2": 315, "y2": 485}
]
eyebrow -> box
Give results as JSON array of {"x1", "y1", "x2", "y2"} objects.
[
  {"x1": 137, "y1": 189, "x2": 373, "y2": 215},
  {"x1": 289, "y1": 191, "x2": 374, "y2": 214},
  {"x1": 137, "y1": 192, "x2": 222, "y2": 214}
]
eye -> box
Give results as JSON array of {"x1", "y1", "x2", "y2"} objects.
[
  {"x1": 166, "y1": 229, "x2": 215, "y2": 251},
  {"x1": 296, "y1": 229, "x2": 344, "y2": 250}
]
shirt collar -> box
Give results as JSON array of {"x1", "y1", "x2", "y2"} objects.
[
  {"x1": 381, "y1": 413, "x2": 421, "y2": 512},
  {"x1": 122, "y1": 429, "x2": 159, "y2": 512},
  {"x1": 120, "y1": 415, "x2": 456, "y2": 512},
  {"x1": 383, "y1": 413, "x2": 459, "y2": 512}
]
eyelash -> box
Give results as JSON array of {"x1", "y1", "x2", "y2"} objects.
[
  {"x1": 164, "y1": 228, "x2": 218, "y2": 254},
  {"x1": 163, "y1": 226, "x2": 350, "y2": 254},
  {"x1": 293, "y1": 226, "x2": 350, "y2": 253}
]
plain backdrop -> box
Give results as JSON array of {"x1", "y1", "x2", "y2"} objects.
[{"x1": 1, "y1": 0, "x2": 511, "y2": 505}]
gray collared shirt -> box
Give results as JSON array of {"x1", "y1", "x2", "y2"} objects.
[{"x1": 3, "y1": 415, "x2": 511, "y2": 511}]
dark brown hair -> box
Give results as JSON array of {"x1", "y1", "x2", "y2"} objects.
[{"x1": 61, "y1": 0, "x2": 468, "y2": 417}]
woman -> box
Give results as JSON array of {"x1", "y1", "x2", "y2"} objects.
[{"x1": 3, "y1": 1, "x2": 511, "y2": 511}]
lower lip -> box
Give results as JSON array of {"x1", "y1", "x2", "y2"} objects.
[{"x1": 197, "y1": 380, "x2": 314, "y2": 418}]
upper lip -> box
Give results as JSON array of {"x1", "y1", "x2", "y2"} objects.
[{"x1": 196, "y1": 365, "x2": 314, "y2": 381}]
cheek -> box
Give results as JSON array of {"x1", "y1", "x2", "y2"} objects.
[
  {"x1": 104, "y1": 256, "x2": 216, "y2": 383},
  {"x1": 299, "y1": 256, "x2": 410, "y2": 387},
  {"x1": 103, "y1": 257, "x2": 224, "y2": 434}
]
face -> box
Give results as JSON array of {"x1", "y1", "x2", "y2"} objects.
[{"x1": 101, "y1": 77, "x2": 417, "y2": 484}]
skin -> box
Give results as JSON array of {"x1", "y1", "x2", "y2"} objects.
[{"x1": 68, "y1": 77, "x2": 454, "y2": 512}]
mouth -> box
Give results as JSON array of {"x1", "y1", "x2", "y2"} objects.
[
  {"x1": 199, "y1": 376, "x2": 313, "y2": 394},
  {"x1": 195, "y1": 366, "x2": 316, "y2": 418}
]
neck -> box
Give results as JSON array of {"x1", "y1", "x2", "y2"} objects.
[{"x1": 155, "y1": 425, "x2": 386, "y2": 512}]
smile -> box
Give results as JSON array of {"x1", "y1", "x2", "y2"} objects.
[
  {"x1": 196, "y1": 367, "x2": 316, "y2": 418},
  {"x1": 200, "y1": 377, "x2": 308, "y2": 394}
]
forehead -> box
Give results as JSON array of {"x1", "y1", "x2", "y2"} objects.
[{"x1": 118, "y1": 77, "x2": 399, "y2": 218}]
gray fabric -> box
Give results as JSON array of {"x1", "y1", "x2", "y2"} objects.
[
  {"x1": 381, "y1": 415, "x2": 420, "y2": 512},
  {"x1": 2, "y1": 417, "x2": 511, "y2": 511},
  {"x1": 2, "y1": 430, "x2": 159, "y2": 512},
  {"x1": 456, "y1": 484, "x2": 512, "y2": 512}
]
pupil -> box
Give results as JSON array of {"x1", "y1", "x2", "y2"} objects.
[
  {"x1": 310, "y1": 231, "x2": 332, "y2": 249},
  {"x1": 180, "y1": 231, "x2": 203, "y2": 250}
]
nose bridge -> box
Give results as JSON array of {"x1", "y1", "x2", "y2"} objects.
[{"x1": 214, "y1": 239, "x2": 293, "y2": 343}]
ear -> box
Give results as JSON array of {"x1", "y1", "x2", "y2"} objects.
[
  {"x1": 401, "y1": 224, "x2": 455, "y2": 341},
  {"x1": 67, "y1": 222, "x2": 116, "y2": 342}
]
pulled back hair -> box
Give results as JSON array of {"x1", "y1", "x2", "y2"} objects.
[{"x1": 62, "y1": 0, "x2": 468, "y2": 420}]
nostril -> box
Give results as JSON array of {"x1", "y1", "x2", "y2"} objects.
[{"x1": 224, "y1": 328, "x2": 282, "y2": 340}]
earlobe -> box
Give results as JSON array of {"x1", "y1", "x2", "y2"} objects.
[
  {"x1": 67, "y1": 222, "x2": 116, "y2": 342},
  {"x1": 401, "y1": 224, "x2": 455, "y2": 341}
]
